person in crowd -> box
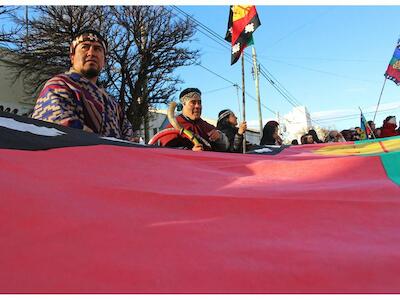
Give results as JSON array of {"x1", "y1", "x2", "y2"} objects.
[
  {"x1": 340, "y1": 130, "x2": 353, "y2": 141},
  {"x1": 159, "y1": 88, "x2": 229, "y2": 152},
  {"x1": 366, "y1": 120, "x2": 377, "y2": 139},
  {"x1": 353, "y1": 127, "x2": 362, "y2": 140},
  {"x1": 31, "y1": 29, "x2": 133, "y2": 141},
  {"x1": 308, "y1": 129, "x2": 323, "y2": 143},
  {"x1": 4, "y1": 107, "x2": 11, "y2": 113},
  {"x1": 216, "y1": 109, "x2": 247, "y2": 153},
  {"x1": 291, "y1": 139, "x2": 299, "y2": 145},
  {"x1": 300, "y1": 134, "x2": 314, "y2": 144},
  {"x1": 324, "y1": 130, "x2": 346, "y2": 143},
  {"x1": 11, "y1": 108, "x2": 18, "y2": 115},
  {"x1": 260, "y1": 120, "x2": 282, "y2": 146},
  {"x1": 380, "y1": 116, "x2": 399, "y2": 138},
  {"x1": 0, "y1": 105, "x2": 3, "y2": 111}
]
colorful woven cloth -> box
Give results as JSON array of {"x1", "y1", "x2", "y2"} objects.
[{"x1": 32, "y1": 69, "x2": 133, "y2": 140}]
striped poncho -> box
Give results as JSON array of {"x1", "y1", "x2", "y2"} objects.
[{"x1": 32, "y1": 69, "x2": 133, "y2": 140}]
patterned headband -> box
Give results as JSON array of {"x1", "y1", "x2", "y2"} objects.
[
  {"x1": 180, "y1": 91, "x2": 201, "y2": 103},
  {"x1": 70, "y1": 32, "x2": 107, "y2": 54},
  {"x1": 218, "y1": 110, "x2": 234, "y2": 121}
]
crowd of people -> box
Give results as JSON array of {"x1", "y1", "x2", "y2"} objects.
[
  {"x1": 296, "y1": 116, "x2": 400, "y2": 146},
  {"x1": 25, "y1": 28, "x2": 400, "y2": 154}
]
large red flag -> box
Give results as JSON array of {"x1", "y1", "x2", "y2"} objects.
[{"x1": 1, "y1": 112, "x2": 400, "y2": 293}]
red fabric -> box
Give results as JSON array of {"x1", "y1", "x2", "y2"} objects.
[
  {"x1": 381, "y1": 122, "x2": 399, "y2": 138},
  {"x1": 159, "y1": 115, "x2": 215, "y2": 149},
  {"x1": 1, "y1": 144, "x2": 400, "y2": 293}
]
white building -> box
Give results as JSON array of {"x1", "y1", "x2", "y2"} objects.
[
  {"x1": 282, "y1": 106, "x2": 312, "y2": 143},
  {"x1": 0, "y1": 54, "x2": 36, "y2": 115}
]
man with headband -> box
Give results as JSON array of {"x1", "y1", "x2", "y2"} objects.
[
  {"x1": 32, "y1": 29, "x2": 134, "y2": 140},
  {"x1": 159, "y1": 88, "x2": 229, "y2": 152}
]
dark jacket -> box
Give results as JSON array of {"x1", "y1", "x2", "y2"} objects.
[{"x1": 217, "y1": 123, "x2": 244, "y2": 153}]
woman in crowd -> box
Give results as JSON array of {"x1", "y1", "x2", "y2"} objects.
[
  {"x1": 300, "y1": 134, "x2": 314, "y2": 144},
  {"x1": 308, "y1": 129, "x2": 323, "y2": 143},
  {"x1": 260, "y1": 120, "x2": 283, "y2": 146},
  {"x1": 216, "y1": 109, "x2": 247, "y2": 153}
]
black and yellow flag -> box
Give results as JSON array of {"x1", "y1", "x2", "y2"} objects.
[{"x1": 225, "y1": 5, "x2": 261, "y2": 65}]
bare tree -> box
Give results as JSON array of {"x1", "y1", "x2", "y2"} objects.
[
  {"x1": 104, "y1": 6, "x2": 199, "y2": 139},
  {"x1": 0, "y1": 6, "x2": 19, "y2": 44},
  {"x1": 6, "y1": 6, "x2": 109, "y2": 95},
  {"x1": 6, "y1": 5, "x2": 199, "y2": 138}
]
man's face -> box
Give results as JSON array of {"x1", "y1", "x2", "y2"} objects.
[
  {"x1": 182, "y1": 95, "x2": 202, "y2": 120},
  {"x1": 70, "y1": 41, "x2": 105, "y2": 79}
]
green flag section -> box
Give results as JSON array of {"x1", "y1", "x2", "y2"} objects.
[
  {"x1": 381, "y1": 152, "x2": 400, "y2": 185},
  {"x1": 354, "y1": 136, "x2": 400, "y2": 185},
  {"x1": 225, "y1": 5, "x2": 260, "y2": 65},
  {"x1": 1, "y1": 112, "x2": 400, "y2": 293}
]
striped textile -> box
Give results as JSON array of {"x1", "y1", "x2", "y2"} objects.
[{"x1": 32, "y1": 69, "x2": 133, "y2": 140}]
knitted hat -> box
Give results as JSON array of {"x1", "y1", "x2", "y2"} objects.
[{"x1": 218, "y1": 109, "x2": 234, "y2": 122}]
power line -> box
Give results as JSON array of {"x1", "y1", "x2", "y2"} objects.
[
  {"x1": 202, "y1": 85, "x2": 235, "y2": 95},
  {"x1": 168, "y1": 6, "x2": 322, "y2": 127}
]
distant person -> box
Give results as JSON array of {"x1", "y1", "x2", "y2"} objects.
[
  {"x1": 300, "y1": 134, "x2": 314, "y2": 144},
  {"x1": 260, "y1": 121, "x2": 282, "y2": 146},
  {"x1": 0, "y1": 105, "x2": 3, "y2": 111},
  {"x1": 159, "y1": 88, "x2": 229, "y2": 152},
  {"x1": 216, "y1": 109, "x2": 247, "y2": 153},
  {"x1": 324, "y1": 130, "x2": 346, "y2": 143},
  {"x1": 4, "y1": 107, "x2": 11, "y2": 113},
  {"x1": 367, "y1": 120, "x2": 377, "y2": 139},
  {"x1": 340, "y1": 130, "x2": 352, "y2": 141},
  {"x1": 308, "y1": 129, "x2": 323, "y2": 143},
  {"x1": 381, "y1": 116, "x2": 399, "y2": 138},
  {"x1": 31, "y1": 28, "x2": 134, "y2": 140},
  {"x1": 11, "y1": 108, "x2": 18, "y2": 115},
  {"x1": 291, "y1": 139, "x2": 299, "y2": 145}
]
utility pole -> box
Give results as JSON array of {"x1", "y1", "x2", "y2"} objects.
[{"x1": 251, "y1": 47, "x2": 263, "y2": 142}]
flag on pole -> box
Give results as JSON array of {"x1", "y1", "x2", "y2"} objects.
[
  {"x1": 360, "y1": 112, "x2": 368, "y2": 140},
  {"x1": 384, "y1": 38, "x2": 400, "y2": 85},
  {"x1": 225, "y1": 5, "x2": 261, "y2": 65}
]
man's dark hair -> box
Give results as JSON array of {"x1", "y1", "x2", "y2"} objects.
[{"x1": 179, "y1": 88, "x2": 201, "y2": 99}]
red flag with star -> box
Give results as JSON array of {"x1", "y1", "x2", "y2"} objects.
[{"x1": 225, "y1": 5, "x2": 261, "y2": 65}]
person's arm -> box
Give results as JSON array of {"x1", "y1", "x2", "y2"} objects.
[
  {"x1": 32, "y1": 76, "x2": 85, "y2": 129},
  {"x1": 208, "y1": 129, "x2": 229, "y2": 151},
  {"x1": 231, "y1": 121, "x2": 247, "y2": 152},
  {"x1": 120, "y1": 113, "x2": 135, "y2": 141}
]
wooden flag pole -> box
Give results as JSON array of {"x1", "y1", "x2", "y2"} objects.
[
  {"x1": 373, "y1": 77, "x2": 387, "y2": 123},
  {"x1": 241, "y1": 54, "x2": 246, "y2": 154}
]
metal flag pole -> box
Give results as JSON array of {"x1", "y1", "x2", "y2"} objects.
[
  {"x1": 241, "y1": 54, "x2": 246, "y2": 154},
  {"x1": 252, "y1": 46, "x2": 263, "y2": 142},
  {"x1": 373, "y1": 77, "x2": 387, "y2": 123}
]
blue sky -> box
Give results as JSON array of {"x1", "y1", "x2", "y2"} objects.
[
  {"x1": 2, "y1": 5, "x2": 400, "y2": 131},
  {"x1": 166, "y1": 5, "x2": 400, "y2": 131}
]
